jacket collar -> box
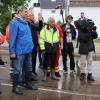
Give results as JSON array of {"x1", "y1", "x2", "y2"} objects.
[
  {"x1": 46, "y1": 24, "x2": 57, "y2": 33},
  {"x1": 14, "y1": 16, "x2": 27, "y2": 24}
]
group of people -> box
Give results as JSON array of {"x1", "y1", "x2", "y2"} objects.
[{"x1": 0, "y1": 6, "x2": 98, "y2": 95}]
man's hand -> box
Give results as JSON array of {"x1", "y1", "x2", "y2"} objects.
[{"x1": 10, "y1": 54, "x2": 16, "y2": 59}]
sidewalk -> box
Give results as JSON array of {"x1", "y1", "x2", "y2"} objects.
[
  {"x1": 1, "y1": 42, "x2": 100, "y2": 60},
  {"x1": 73, "y1": 42, "x2": 100, "y2": 61}
]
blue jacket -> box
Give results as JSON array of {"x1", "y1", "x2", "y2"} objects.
[{"x1": 9, "y1": 16, "x2": 34, "y2": 55}]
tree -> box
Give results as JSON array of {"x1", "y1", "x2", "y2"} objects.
[
  {"x1": 1, "y1": 0, "x2": 30, "y2": 8},
  {"x1": 0, "y1": 0, "x2": 30, "y2": 34}
]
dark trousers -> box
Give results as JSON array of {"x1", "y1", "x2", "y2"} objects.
[
  {"x1": 32, "y1": 48, "x2": 37, "y2": 73},
  {"x1": 61, "y1": 43, "x2": 75, "y2": 71},
  {"x1": 38, "y1": 50, "x2": 43, "y2": 66},
  {"x1": 43, "y1": 53, "x2": 56, "y2": 70}
]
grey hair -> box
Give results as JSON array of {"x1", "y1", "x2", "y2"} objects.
[{"x1": 17, "y1": 6, "x2": 27, "y2": 13}]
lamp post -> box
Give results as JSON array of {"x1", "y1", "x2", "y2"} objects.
[
  {"x1": 65, "y1": 0, "x2": 70, "y2": 18},
  {"x1": 55, "y1": 4, "x2": 64, "y2": 23}
]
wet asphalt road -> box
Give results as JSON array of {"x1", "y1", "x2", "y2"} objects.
[{"x1": 0, "y1": 45, "x2": 100, "y2": 100}]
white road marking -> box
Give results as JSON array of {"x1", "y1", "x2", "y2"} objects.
[
  {"x1": 39, "y1": 88, "x2": 100, "y2": 98},
  {"x1": 0, "y1": 66, "x2": 7, "y2": 69},
  {"x1": 1, "y1": 83, "x2": 100, "y2": 98}
]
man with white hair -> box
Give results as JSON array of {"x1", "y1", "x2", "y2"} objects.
[
  {"x1": 27, "y1": 10, "x2": 43, "y2": 77},
  {"x1": 40, "y1": 17, "x2": 60, "y2": 81}
]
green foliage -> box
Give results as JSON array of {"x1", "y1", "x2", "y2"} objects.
[
  {"x1": 0, "y1": 7, "x2": 12, "y2": 34},
  {"x1": 1, "y1": 0, "x2": 30, "y2": 8},
  {"x1": 94, "y1": 38, "x2": 100, "y2": 43},
  {"x1": 0, "y1": 0, "x2": 30, "y2": 34}
]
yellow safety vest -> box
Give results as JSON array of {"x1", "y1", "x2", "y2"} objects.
[{"x1": 40, "y1": 26, "x2": 59, "y2": 51}]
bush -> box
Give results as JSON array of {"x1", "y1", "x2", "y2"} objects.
[{"x1": 0, "y1": 9, "x2": 11, "y2": 34}]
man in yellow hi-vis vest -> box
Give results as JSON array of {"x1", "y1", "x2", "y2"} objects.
[{"x1": 39, "y1": 17, "x2": 60, "y2": 81}]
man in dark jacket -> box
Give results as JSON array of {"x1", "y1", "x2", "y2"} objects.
[
  {"x1": 27, "y1": 10, "x2": 43, "y2": 76},
  {"x1": 75, "y1": 12, "x2": 98, "y2": 81},
  {"x1": 61, "y1": 15, "x2": 76, "y2": 74}
]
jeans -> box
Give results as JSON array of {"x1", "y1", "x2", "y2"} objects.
[{"x1": 11, "y1": 53, "x2": 32, "y2": 84}]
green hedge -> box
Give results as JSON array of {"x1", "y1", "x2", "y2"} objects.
[
  {"x1": 0, "y1": 9, "x2": 12, "y2": 34},
  {"x1": 94, "y1": 38, "x2": 100, "y2": 43}
]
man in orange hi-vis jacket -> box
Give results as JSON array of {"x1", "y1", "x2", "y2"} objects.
[{"x1": 48, "y1": 23, "x2": 63, "y2": 78}]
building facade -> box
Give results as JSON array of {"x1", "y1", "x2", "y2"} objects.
[{"x1": 32, "y1": 0, "x2": 100, "y2": 35}]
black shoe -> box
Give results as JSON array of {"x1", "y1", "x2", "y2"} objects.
[
  {"x1": 39, "y1": 65, "x2": 43, "y2": 69},
  {"x1": 63, "y1": 67, "x2": 68, "y2": 74},
  {"x1": 87, "y1": 73, "x2": 95, "y2": 81},
  {"x1": 31, "y1": 73, "x2": 38, "y2": 81},
  {"x1": 33, "y1": 72, "x2": 38, "y2": 76},
  {"x1": 25, "y1": 83, "x2": 38, "y2": 90},
  {"x1": 31, "y1": 84, "x2": 38, "y2": 90},
  {"x1": 63, "y1": 70, "x2": 68, "y2": 74},
  {"x1": 0, "y1": 91, "x2": 2, "y2": 94},
  {"x1": 10, "y1": 73, "x2": 13, "y2": 79},
  {"x1": 0, "y1": 60, "x2": 5, "y2": 65},
  {"x1": 80, "y1": 73, "x2": 86, "y2": 81},
  {"x1": 47, "y1": 72, "x2": 50, "y2": 77},
  {"x1": 55, "y1": 72, "x2": 61, "y2": 78},
  {"x1": 70, "y1": 70, "x2": 76, "y2": 74},
  {"x1": 19, "y1": 82, "x2": 26, "y2": 88},
  {"x1": 12, "y1": 74, "x2": 23, "y2": 95},
  {"x1": 25, "y1": 72, "x2": 39, "y2": 90},
  {"x1": 12, "y1": 87, "x2": 23, "y2": 95}
]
